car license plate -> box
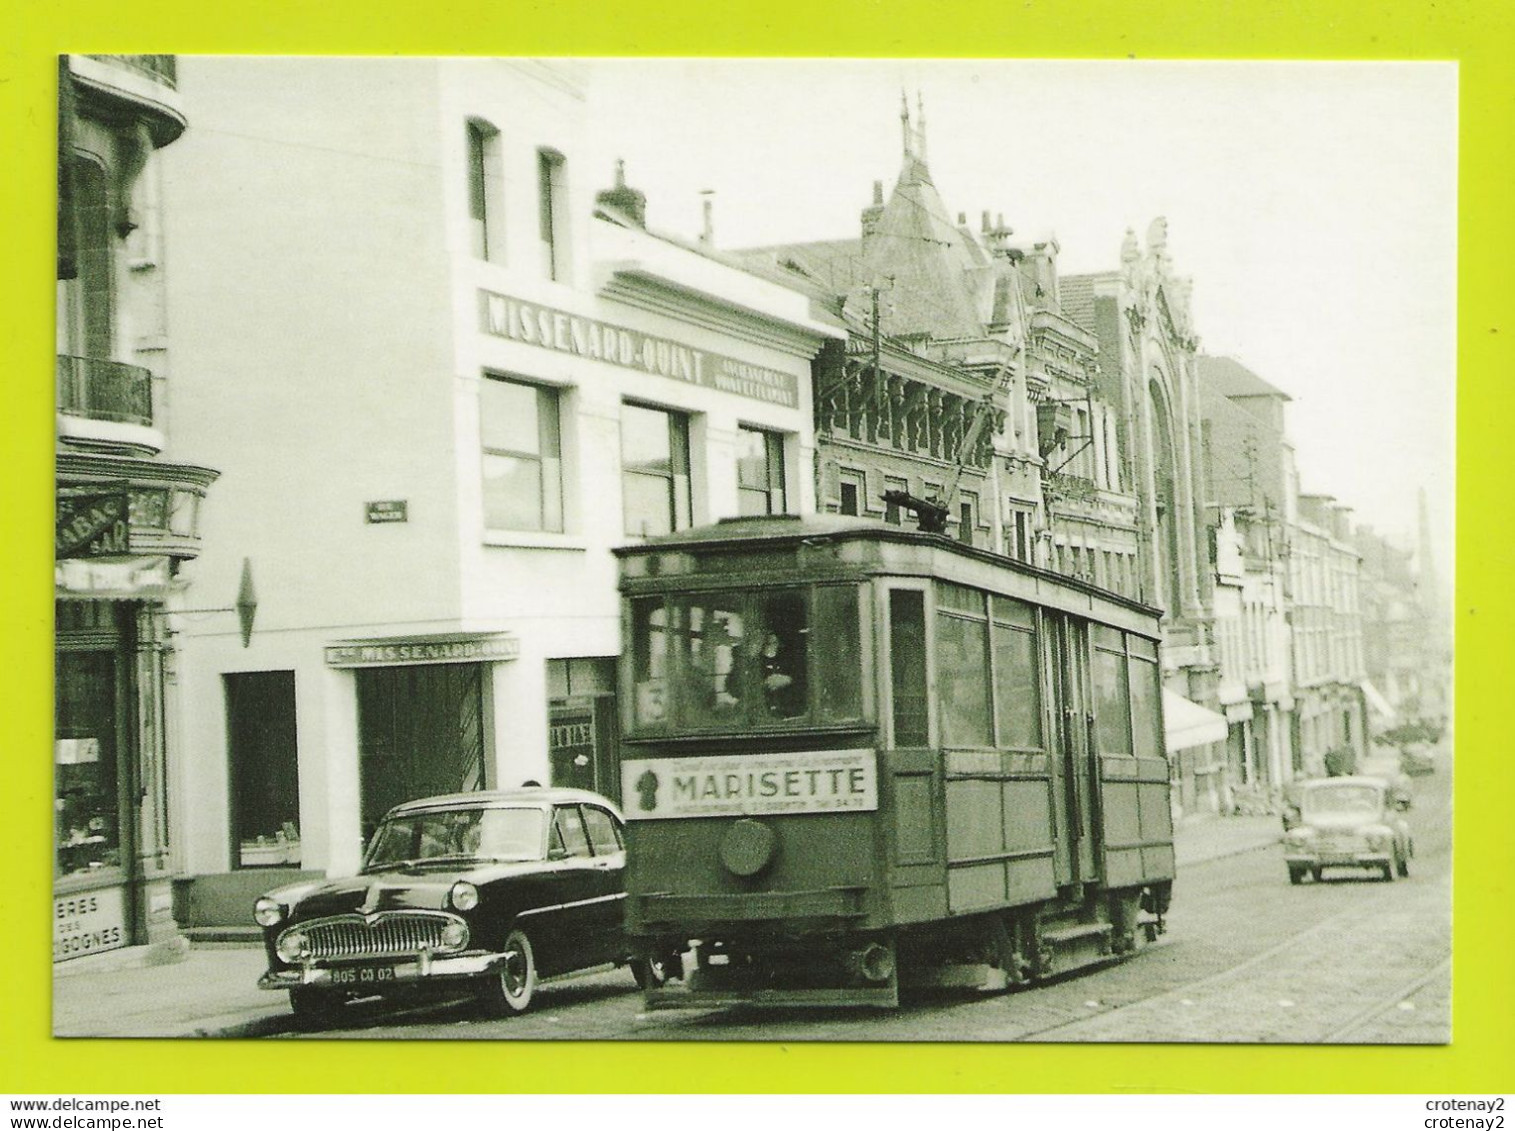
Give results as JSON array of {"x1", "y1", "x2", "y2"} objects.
[{"x1": 328, "y1": 965, "x2": 398, "y2": 987}]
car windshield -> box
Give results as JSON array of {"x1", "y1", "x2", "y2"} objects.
[
  {"x1": 1302, "y1": 783, "x2": 1383, "y2": 816},
  {"x1": 364, "y1": 807, "x2": 546, "y2": 870}
]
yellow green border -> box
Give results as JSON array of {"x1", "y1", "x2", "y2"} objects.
[{"x1": 4, "y1": 0, "x2": 1510, "y2": 1095}]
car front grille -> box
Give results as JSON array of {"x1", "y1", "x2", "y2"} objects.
[{"x1": 287, "y1": 912, "x2": 469, "y2": 961}]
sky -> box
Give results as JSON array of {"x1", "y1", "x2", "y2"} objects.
[{"x1": 584, "y1": 60, "x2": 1457, "y2": 581}]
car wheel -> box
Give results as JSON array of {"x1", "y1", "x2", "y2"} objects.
[
  {"x1": 1288, "y1": 865, "x2": 1305, "y2": 886},
  {"x1": 288, "y1": 986, "x2": 341, "y2": 1022},
  {"x1": 1381, "y1": 862, "x2": 1396, "y2": 882},
  {"x1": 1396, "y1": 851, "x2": 1410, "y2": 878},
  {"x1": 479, "y1": 927, "x2": 537, "y2": 1016},
  {"x1": 1310, "y1": 867, "x2": 1322, "y2": 883}
]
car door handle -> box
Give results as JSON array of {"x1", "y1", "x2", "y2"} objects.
[{"x1": 590, "y1": 858, "x2": 616, "y2": 869}]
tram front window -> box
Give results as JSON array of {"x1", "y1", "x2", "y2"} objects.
[
  {"x1": 631, "y1": 586, "x2": 861, "y2": 731},
  {"x1": 682, "y1": 597, "x2": 747, "y2": 725}
]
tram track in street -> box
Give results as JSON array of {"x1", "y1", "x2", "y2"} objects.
[{"x1": 1317, "y1": 956, "x2": 1452, "y2": 1044}]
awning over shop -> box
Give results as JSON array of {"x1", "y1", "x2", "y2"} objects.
[
  {"x1": 1163, "y1": 689, "x2": 1229, "y2": 753},
  {"x1": 55, "y1": 555, "x2": 177, "y2": 600},
  {"x1": 1361, "y1": 680, "x2": 1397, "y2": 721}
]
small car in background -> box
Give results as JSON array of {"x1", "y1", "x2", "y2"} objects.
[
  {"x1": 1357, "y1": 753, "x2": 1413, "y2": 808},
  {"x1": 1400, "y1": 741, "x2": 1437, "y2": 777},
  {"x1": 254, "y1": 787, "x2": 652, "y2": 1019},
  {"x1": 1282, "y1": 777, "x2": 1413, "y2": 885}
]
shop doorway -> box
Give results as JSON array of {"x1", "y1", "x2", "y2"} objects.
[
  {"x1": 547, "y1": 658, "x2": 619, "y2": 803},
  {"x1": 225, "y1": 671, "x2": 300, "y2": 868},
  {"x1": 357, "y1": 664, "x2": 486, "y2": 840}
]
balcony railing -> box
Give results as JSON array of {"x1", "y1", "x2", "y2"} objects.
[
  {"x1": 57, "y1": 356, "x2": 154, "y2": 428},
  {"x1": 1042, "y1": 470, "x2": 1099, "y2": 505},
  {"x1": 84, "y1": 55, "x2": 177, "y2": 89}
]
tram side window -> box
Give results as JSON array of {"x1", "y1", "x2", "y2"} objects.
[
  {"x1": 1128, "y1": 635, "x2": 1162, "y2": 759},
  {"x1": 889, "y1": 590, "x2": 929, "y2": 747},
  {"x1": 630, "y1": 598, "x2": 672, "y2": 726},
  {"x1": 936, "y1": 583, "x2": 992, "y2": 747},
  {"x1": 1092, "y1": 624, "x2": 1133, "y2": 756},
  {"x1": 814, "y1": 586, "x2": 862, "y2": 722},
  {"x1": 991, "y1": 596, "x2": 1041, "y2": 750}
]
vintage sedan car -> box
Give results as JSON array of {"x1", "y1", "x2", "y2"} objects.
[
  {"x1": 254, "y1": 788, "x2": 654, "y2": 1018},
  {"x1": 1282, "y1": 777, "x2": 1413, "y2": 885},
  {"x1": 1400, "y1": 741, "x2": 1437, "y2": 777}
]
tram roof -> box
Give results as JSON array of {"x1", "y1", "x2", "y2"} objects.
[{"x1": 615, "y1": 513, "x2": 1165, "y2": 622}]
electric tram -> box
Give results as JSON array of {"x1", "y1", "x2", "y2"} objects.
[{"x1": 614, "y1": 512, "x2": 1173, "y2": 1008}]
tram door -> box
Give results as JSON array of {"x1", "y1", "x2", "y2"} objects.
[{"x1": 1044, "y1": 613, "x2": 1096, "y2": 886}]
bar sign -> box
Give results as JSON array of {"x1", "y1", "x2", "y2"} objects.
[{"x1": 366, "y1": 500, "x2": 408, "y2": 524}]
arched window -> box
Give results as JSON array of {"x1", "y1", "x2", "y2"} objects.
[{"x1": 466, "y1": 119, "x2": 503, "y2": 262}]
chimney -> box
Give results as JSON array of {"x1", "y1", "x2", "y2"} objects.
[
  {"x1": 594, "y1": 158, "x2": 647, "y2": 228},
  {"x1": 700, "y1": 189, "x2": 715, "y2": 246},
  {"x1": 861, "y1": 179, "x2": 885, "y2": 239}
]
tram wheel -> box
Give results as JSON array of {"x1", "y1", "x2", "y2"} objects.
[{"x1": 631, "y1": 950, "x2": 680, "y2": 989}]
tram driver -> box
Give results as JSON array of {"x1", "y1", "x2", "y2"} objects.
[{"x1": 759, "y1": 630, "x2": 806, "y2": 718}]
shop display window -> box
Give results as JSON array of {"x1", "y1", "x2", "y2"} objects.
[{"x1": 55, "y1": 651, "x2": 121, "y2": 878}]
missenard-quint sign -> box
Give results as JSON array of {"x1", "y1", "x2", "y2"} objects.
[
  {"x1": 325, "y1": 633, "x2": 520, "y2": 668},
  {"x1": 479, "y1": 289, "x2": 799, "y2": 409}
]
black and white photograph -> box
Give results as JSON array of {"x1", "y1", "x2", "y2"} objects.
[{"x1": 52, "y1": 55, "x2": 1455, "y2": 1045}]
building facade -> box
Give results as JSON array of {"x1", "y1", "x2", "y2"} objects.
[
  {"x1": 1291, "y1": 495, "x2": 1368, "y2": 776},
  {"x1": 1198, "y1": 355, "x2": 1300, "y2": 801},
  {"x1": 158, "y1": 58, "x2": 834, "y2": 928},
  {"x1": 54, "y1": 56, "x2": 219, "y2": 962},
  {"x1": 1062, "y1": 228, "x2": 1226, "y2": 814},
  {"x1": 739, "y1": 103, "x2": 1139, "y2": 583}
]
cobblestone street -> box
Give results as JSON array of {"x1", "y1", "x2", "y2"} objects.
[{"x1": 256, "y1": 758, "x2": 1450, "y2": 1044}]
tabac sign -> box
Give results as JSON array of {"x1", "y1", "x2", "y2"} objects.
[
  {"x1": 480, "y1": 289, "x2": 799, "y2": 409},
  {"x1": 325, "y1": 633, "x2": 520, "y2": 668},
  {"x1": 56, "y1": 491, "x2": 130, "y2": 559},
  {"x1": 621, "y1": 749, "x2": 878, "y2": 820}
]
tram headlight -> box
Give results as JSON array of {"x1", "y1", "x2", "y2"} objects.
[
  {"x1": 253, "y1": 897, "x2": 285, "y2": 928},
  {"x1": 276, "y1": 929, "x2": 309, "y2": 963},
  {"x1": 449, "y1": 881, "x2": 479, "y2": 911}
]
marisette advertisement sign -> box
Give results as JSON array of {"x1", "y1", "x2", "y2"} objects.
[{"x1": 620, "y1": 750, "x2": 878, "y2": 819}]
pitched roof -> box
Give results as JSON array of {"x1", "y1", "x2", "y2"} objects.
[
  {"x1": 855, "y1": 152, "x2": 989, "y2": 340},
  {"x1": 1197, "y1": 354, "x2": 1292, "y2": 401}
]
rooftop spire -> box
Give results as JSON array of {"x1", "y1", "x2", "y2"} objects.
[
  {"x1": 900, "y1": 88, "x2": 913, "y2": 157},
  {"x1": 916, "y1": 90, "x2": 927, "y2": 162}
]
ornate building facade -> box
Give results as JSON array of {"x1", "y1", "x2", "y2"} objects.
[
  {"x1": 55, "y1": 56, "x2": 219, "y2": 962},
  {"x1": 1061, "y1": 228, "x2": 1226, "y2": 813}
]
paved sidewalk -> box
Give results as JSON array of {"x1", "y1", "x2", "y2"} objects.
[
  {"x1": 1173, "y1": 811, "x2": 1281, "y2": 867},
  {"x1": 51, "y1": 815, "x2": 1281, "y2": 1039}
]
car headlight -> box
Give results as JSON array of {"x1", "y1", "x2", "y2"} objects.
[
  {"x1": 449, "y1": 881, "x2": 479, "y2": 911},
  {"x1": 1367, "y1": 833, "x2": 1391, "y2": 852},
  {"x1": 254, "y1": 897, "x2": 285, "y2": 928},
  {"x1": 440, "y1": 920, "x2": 469, "y2": 950},
  {"x1": 275, "y1": 929, "x2": 309, "y2": 963},
  {"x1": 1284, "y1": 831, "x2": 1310, "y2": 847}
]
